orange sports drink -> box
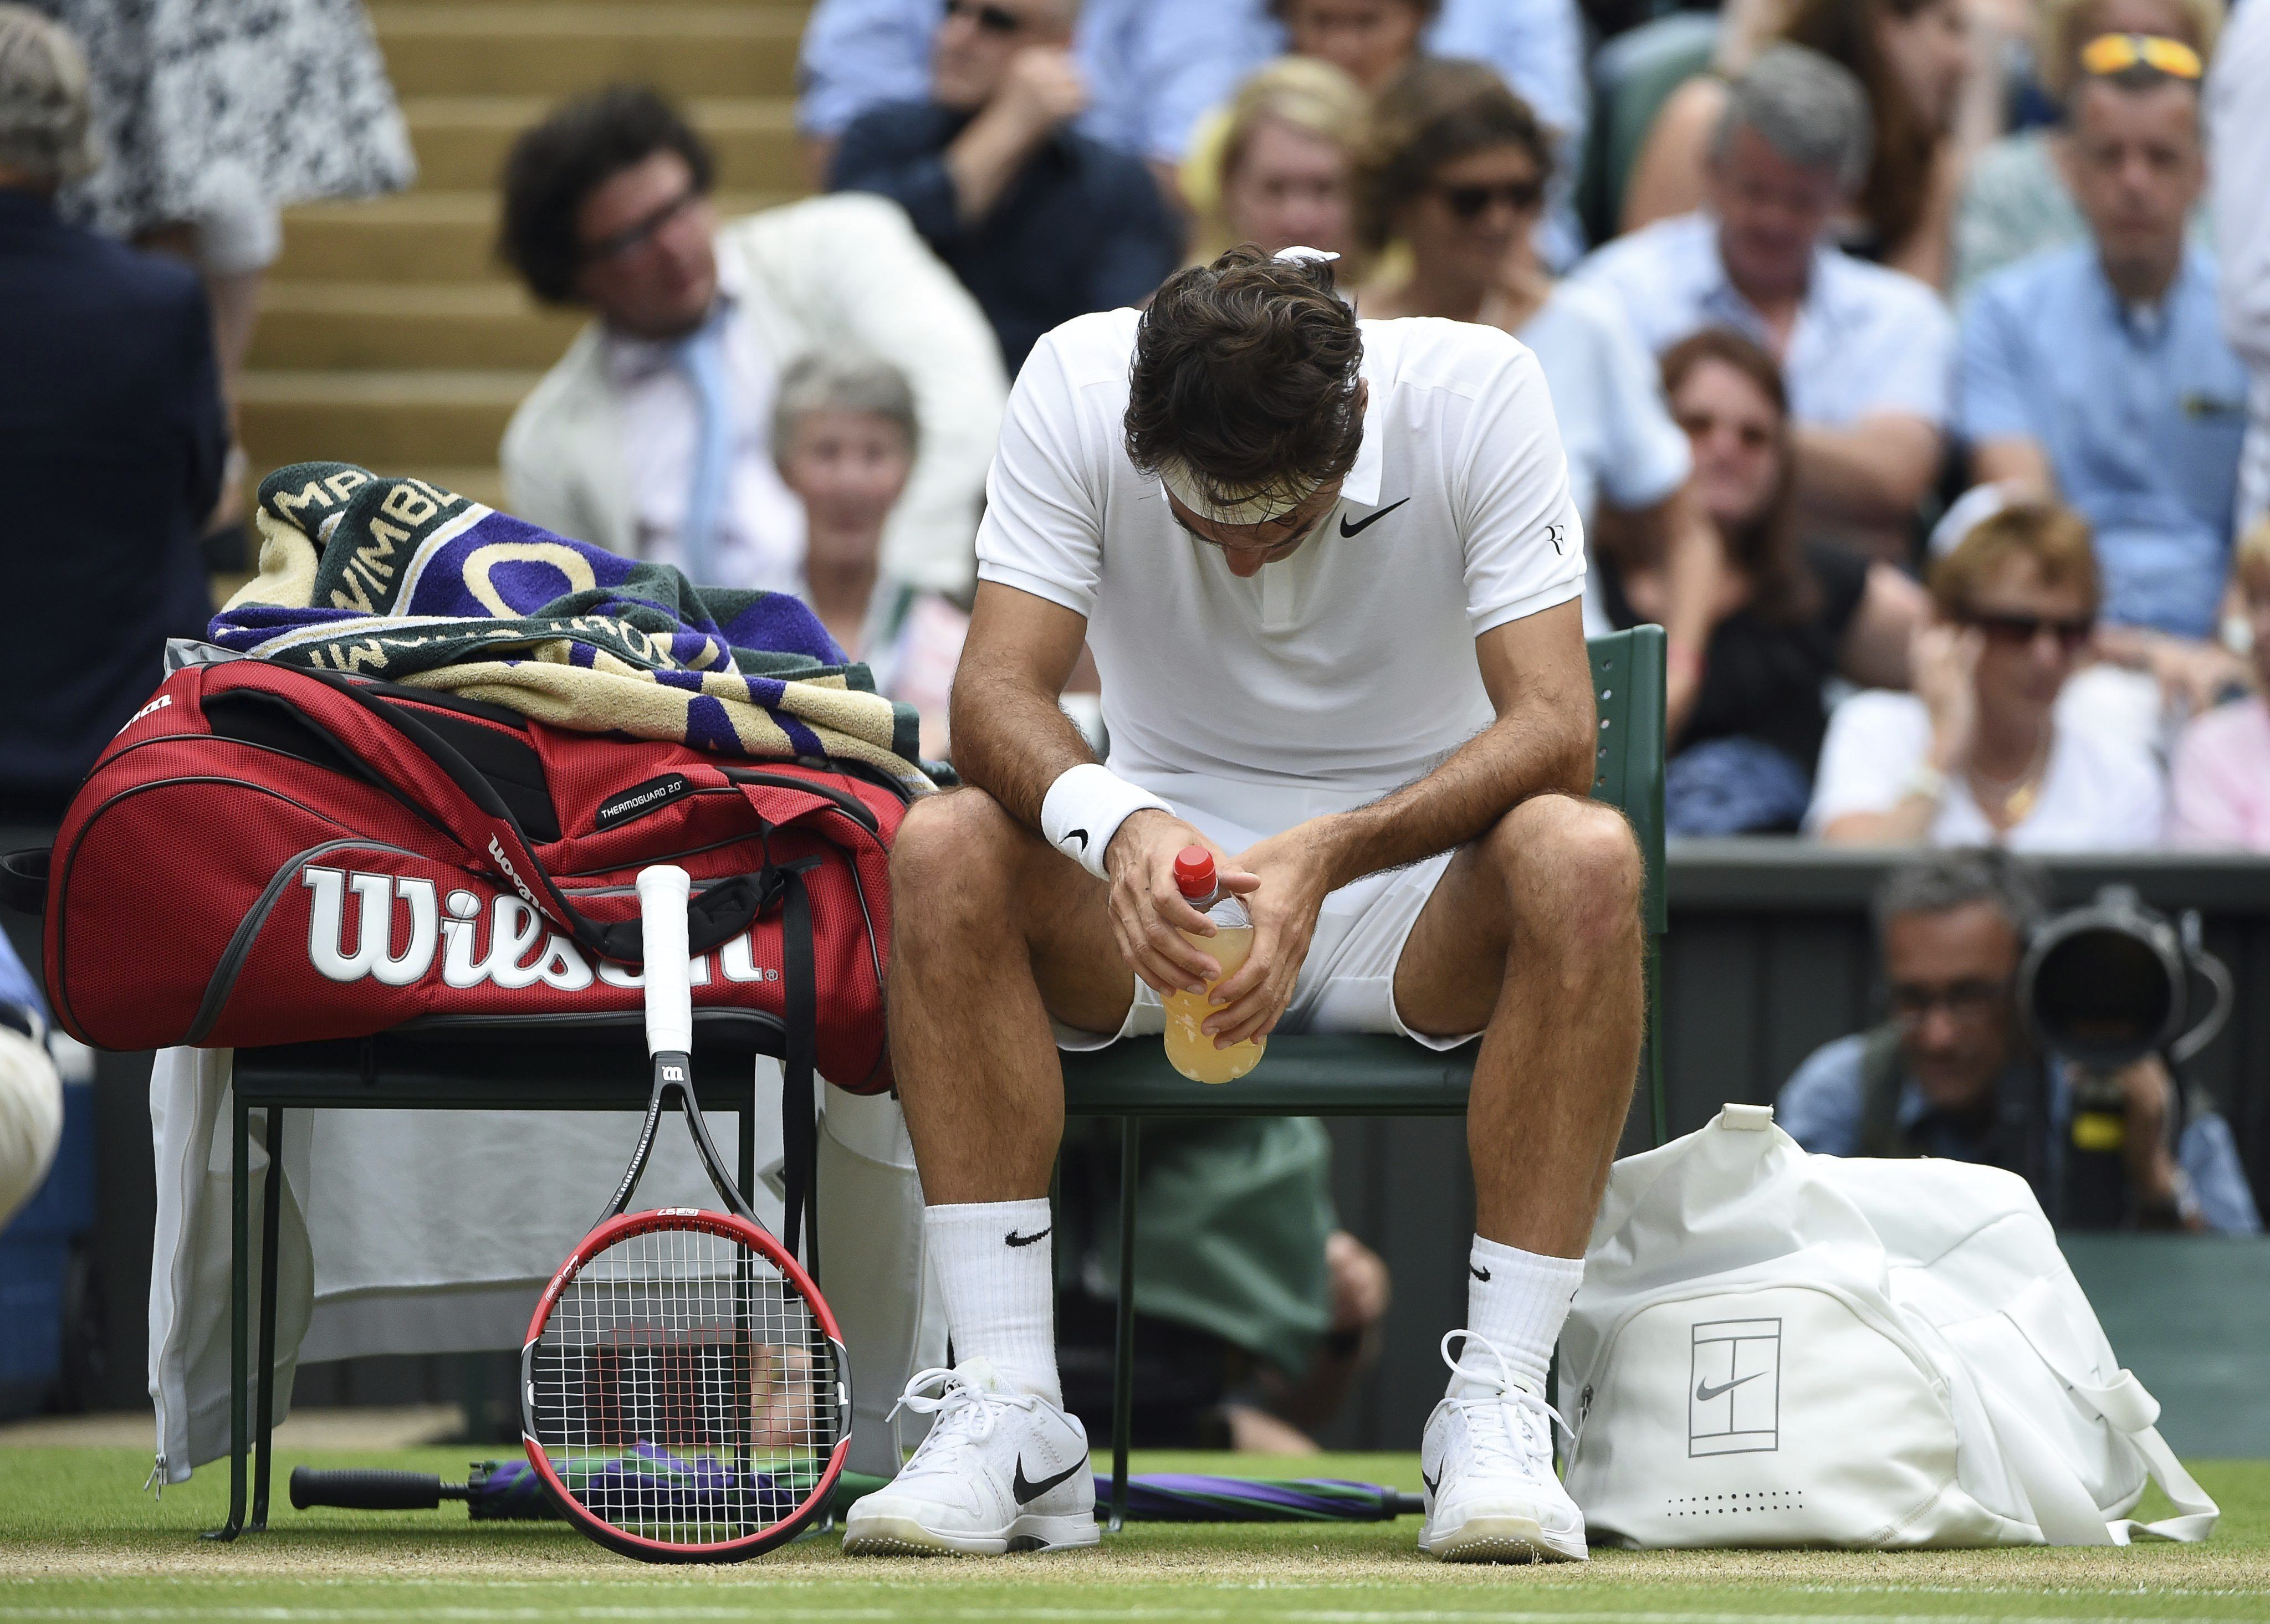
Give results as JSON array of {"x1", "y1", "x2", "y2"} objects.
[{"x1": 1162, "y1": 846, "x2": 1264, "y2": 1084}]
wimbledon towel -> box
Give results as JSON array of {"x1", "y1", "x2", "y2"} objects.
[{"x1": 212, "y1": 463, "x2": 932, "y2": 790}]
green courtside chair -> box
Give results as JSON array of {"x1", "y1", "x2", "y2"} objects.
[{"x1": 1060, "y1": 625, "x2": 1668, "y2": 1526}]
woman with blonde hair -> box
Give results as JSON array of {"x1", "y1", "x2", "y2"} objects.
[
  {"x1": 1183, "y1": 55, "x2": 1370, "y2": 269},
  {"x1": 1810, "y1": 501, "x2": 2165, "y2": 849}
]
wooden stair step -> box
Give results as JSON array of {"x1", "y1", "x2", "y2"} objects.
[
  {"x1": 274, "y1": 190, "x2": 788, "y2": 283},
  {"x1": 238, "y1": 370, "x2": 540, "y2": 470},
  {"x1": 405, "y1": 96, "x2": 801, "y2": 192},
  {"x1": 371, "y1": 4, "x2": 803, "y2": 99}
]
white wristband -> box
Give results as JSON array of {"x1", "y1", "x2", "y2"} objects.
[{"x1": 1040, "y1": 762, "x2": 1170, "y2": 880}]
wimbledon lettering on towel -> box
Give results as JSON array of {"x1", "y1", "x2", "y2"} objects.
[{"x1": 300, "y1": 865, "x2": 781, "y2": 991}]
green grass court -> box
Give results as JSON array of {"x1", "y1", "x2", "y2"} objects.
[{"x1": 4, "y1": 1447, "x2": 2267, "y2": 1621}]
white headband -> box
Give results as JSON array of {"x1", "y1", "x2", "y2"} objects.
[
  {"x1": 1158, "y1": 460, "x2": 1323, "y2": 526},
  {"x1": 1156, "y1": 248, "x2": 1344, "y2": 526}
]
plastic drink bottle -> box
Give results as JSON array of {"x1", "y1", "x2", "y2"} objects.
[{"x1": 1162, "y1": 846, "x2": 1265, "y2": 1084}]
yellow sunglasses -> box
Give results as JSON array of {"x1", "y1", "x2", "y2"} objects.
[{"x1": 2080, "y1": 32, "x2": 2204, "y2": 80}]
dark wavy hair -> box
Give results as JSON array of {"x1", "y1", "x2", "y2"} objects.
[
  {"x1": 1123, "y1": 247, "x2": 1366, "y2": 513},
  {"x1": 1781, "y1": 0, "x2": 1943, "y2": 258},
  {"x1": 1357, "y1": 57, "x2": 1554, "y2": 252},
  {"x1": 498, "y1": 85, "x2": 715, "y2": 304},
  {"x1": 1660, "y1": 327, "x2": 1819, "y2": 626}
]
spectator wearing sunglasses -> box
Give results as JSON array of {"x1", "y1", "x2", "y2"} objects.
[
  {"x1": 1775, "y1": 848, "x2": 2258, "y2": 1233},
  {"x1": 1809, "y1": 501, "x2": 2166, "y2": 849},
  {"x1": 1604, "y1": 330, "x2": 1928, "y2": 834},
  {"x1": 1954, "y1": 0, "x2": 2222, "y2": 296},
  {"x1": 1955, "y1": 40, "x2": 2250, "y2": 725},
  {"x1": 495, "y1": 86, "x2": 1005, "y2": 596},
  {"x1": 1356, "y1": 62, "x2": 1708, "y2": 651},
  {"x1": 829, "y1": 0, "x2": 1182, "y2": 373},
  {"x1": 1571, "y1": 46, "x2": 1954, "y2": 565}
]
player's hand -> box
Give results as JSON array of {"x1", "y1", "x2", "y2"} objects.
[
  {"x1": 1103, "y1": 809, "x2": 1257, "y2": 997},
  {"x1": 999, "y1": 46, "x2": 1088, "y2": 136},
  {"x1": 1203, "y1": 824, "x2": 1335, "y2": 1047}
]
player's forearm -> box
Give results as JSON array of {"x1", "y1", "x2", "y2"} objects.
[
  {"x1": 948, "y1": 666, "x2": 1098, "y2": 829},
  {"x1": 1309, "y1": 703, "x2": 1594, "y2": 891}
]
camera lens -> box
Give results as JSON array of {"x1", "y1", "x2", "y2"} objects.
[{"x1": 2028, "y1": 925, "x2": 2172, "y2": 1065}]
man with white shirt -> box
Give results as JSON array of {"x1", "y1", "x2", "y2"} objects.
[
  {"x1": 497, "y1": 87, "x2": 1005, "y2": 596},
  {"x1": 1573, "y1": 45, "x2": 1952, "y2": 557},
  {"x1": 843, "y1": 247, "x2": 1643, "y2": 1562}
]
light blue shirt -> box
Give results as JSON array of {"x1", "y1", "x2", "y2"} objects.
[
  {"x1": 796, "y1": 0, "x2": 1267, "y2": 162},
  {"x1": 795, "y1": 0, "x2": 1589, "y2": 173},
  {"x1": 1957, "y1": 243, "x2": 2251, "y2": 641},
  {"x1": 1777, "y1": 1032, "x2": 2262, "y2": 1236},
  {"x1": 1570, "y1": 211, "x2": 1956, "y2": 431}
]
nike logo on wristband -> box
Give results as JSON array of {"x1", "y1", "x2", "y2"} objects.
[
  {"x1": 1065, "y1": 829, "x2": 1089, "y2": 853},
  {"x1": 1005, "y1": 1226, "x2": 1052, "y2": 1248},
  {"x1": 1338, "y1": 497, "x2": 1411, "y2": 537},
  {"x1": 1469, "y1": 1263, "x2": 1491, "y2": 1283}
]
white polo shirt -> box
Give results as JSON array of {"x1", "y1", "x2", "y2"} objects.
[{"x1": 975, "y1": 309, "x2": 1585, "y2": 836}]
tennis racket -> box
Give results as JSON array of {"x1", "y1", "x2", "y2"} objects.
[{"x1": 519, "y1": 863, "x2": 851, "y2": 1562}]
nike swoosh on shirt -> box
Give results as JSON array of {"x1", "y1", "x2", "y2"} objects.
[
  {"x1": 1337, "y1": 497, "x2": 1412, "y2": 537},
  {"x1": 1014, "y1": 1456, "x2": 1086, "y2": 1504},
  {"x1": 1694, "y1": 1371, "x2": 1767, "y2": 1403}
]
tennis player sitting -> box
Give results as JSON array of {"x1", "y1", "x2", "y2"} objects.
[{"x1": 844, "y1": 248, "x2": 1643, "y2": 1562}]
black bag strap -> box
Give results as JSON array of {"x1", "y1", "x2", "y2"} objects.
[
  {"x1": 276, "y1": 667, "x2": 764, "y2": 964},
  {"x1": 0, "y1": 849, "x2": 49, "y2": 917},
  {"x1": 776, "y1": 865, "x2": 821, "y2": 1274}
]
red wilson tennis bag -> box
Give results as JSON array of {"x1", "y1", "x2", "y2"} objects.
[{"x1": 6, "y1": 659, "x2": 913, "y2": 1249}]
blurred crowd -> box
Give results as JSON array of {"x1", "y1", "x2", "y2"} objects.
[
  {"x1": 8, "y1": 0, "x2": 2270, "y2": 850},
  {"x1": 7, "y1": 0, "x2": 2270, "y2": 1440}
]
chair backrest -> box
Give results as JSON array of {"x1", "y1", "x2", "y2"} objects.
[{"x1": 1587, "y1": 627, "x2": 1668, "y2": 937}]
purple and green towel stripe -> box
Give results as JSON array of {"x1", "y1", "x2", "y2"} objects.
[{"x1": 211, "y1": 462, "x2": 933, "y2": 790}]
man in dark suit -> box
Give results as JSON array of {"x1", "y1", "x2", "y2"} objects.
[
  {"x1": 829, "y1": 0, "x2": 1182, "y2": 374},
  {"x1": 0, "y1": 6, "x2": 227, "y2": 822}
]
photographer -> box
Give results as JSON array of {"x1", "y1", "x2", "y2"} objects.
[{"x1": 1776, "y1": 849, "x2": 2259, "y2": 1233}]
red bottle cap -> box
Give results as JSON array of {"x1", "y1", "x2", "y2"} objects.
[{"x1": 1173, "y1": 846, "x2": 1216, "y2": 899}]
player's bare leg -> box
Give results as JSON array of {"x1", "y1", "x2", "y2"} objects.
[
  {"x1": 886, "y1": 786, "x2": 1134, "y2": 1201},
  {"x1": 846, "y1": 786, "x2": 1130, "y2": 1556},
  {"x1": 1391, "y1": 790, "x2": 1644, "y2": 1562},
  {"x1": 1395, "y1": 790, "x2": 1645, "y2": 1250}
]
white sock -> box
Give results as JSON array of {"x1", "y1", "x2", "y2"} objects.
[
  {"x1": 923, "y1": 1198, "x2": 1062, "y2": 1406},
  {"x1": 1461, "y1": 1235, "x2": 1584, "y2": 1396}
]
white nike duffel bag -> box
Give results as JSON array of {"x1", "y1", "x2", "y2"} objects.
[{"x1": 1555, "y1": 1102, "x2": 2218, "y2": 1549}]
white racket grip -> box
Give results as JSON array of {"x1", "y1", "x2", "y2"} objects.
[{"x1": 636, "y1": 864, "x2": 694, "y2": 1057}]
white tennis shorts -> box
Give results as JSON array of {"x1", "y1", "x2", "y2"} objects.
[{"x1": 1050, "y1": 796, "x2": 1471, "y2": 1054}]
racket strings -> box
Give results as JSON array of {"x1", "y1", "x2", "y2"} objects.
[{"x1": 530, "y1": 1222, "x2": 840, "y2": 1546}]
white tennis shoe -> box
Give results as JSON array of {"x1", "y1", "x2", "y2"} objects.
[
  {"x1": 841, "y1": 1359, "x2": 1100, "y2": 1556},
  {"x1": 1418, "y1": 1330, "x2": 1589, "y2": 1562}
]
